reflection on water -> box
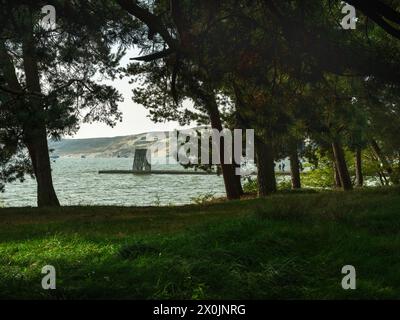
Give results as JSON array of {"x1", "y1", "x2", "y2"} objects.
[{"x1": 1, "y1": 158, "x2": 226, "y2": 207}]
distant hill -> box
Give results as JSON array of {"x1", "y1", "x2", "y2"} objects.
[
  {"x1": 48, "y1": 127, "x2": 211, "y2": 158},
  {"x1": 48, "y1": 131, "x2": 170, "y2": 158}
]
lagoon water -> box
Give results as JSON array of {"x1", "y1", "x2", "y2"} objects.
[{"x1": 1, "y1": 158, "x2": 226, "y2": 207}]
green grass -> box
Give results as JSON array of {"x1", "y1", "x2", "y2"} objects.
[{"x1": 1, "y1": 187, "x2": 400, "y2": 299}]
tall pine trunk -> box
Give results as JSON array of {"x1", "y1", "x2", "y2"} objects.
[
  {"x1": 22, "y1": 8, "x2": 60, "y2": 207},
  {"x1": 332, "y1": 140, "x2": 353, "y2": 191},
  {"x1": 289, "y1": 142, "x2": 301, "y2": 189},
  {"x1": 355, "y1": 147, "x2": 363, "y2": 187},
  {"x1": 255, "y1": 136, "x2": 276, "y2": 197}
]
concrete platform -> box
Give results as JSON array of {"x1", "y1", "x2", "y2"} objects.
[{"x1": 98, "y1": 170, "x2": 218, "y2": 175}]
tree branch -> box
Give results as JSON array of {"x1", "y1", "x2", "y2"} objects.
[
  {"x1": 117, "y1": 0, "x2": 180, "y2": 52},
  {"x1": 130, "y1": 48, "x2": 173, "y2": 61},
  {"x1": 346, "y1": 0, "x2": 400, "y2": 39}
]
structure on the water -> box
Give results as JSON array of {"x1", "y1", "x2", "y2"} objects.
[
  {"x1": 132, "y1": 148, "x2": 151, "y2": 172},
  {"x1": 99, "y1": 146, "x2": 218, "y2": 175},
  {"x1": 98, "y1": 134, "x2": 291, "y2": 176}
]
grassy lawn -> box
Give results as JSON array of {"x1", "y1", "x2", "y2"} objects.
[{"x1": 1, "y1": 187, "x2": 400, "y2": 299}]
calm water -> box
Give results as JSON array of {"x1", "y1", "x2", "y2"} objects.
[{"x1": 0, "y1": 158, "x2": 226, "y2": 207}]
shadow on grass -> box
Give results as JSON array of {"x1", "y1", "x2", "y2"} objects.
[{"x1": 1, "y1": 186, "x2": 400, "y2": 299}]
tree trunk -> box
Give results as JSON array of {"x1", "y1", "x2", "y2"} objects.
[
  {"x1": 370, "y1": 139, "x2": 399, "y2": 185},
  {"x1": 234, "y1": 171, "x2": 244, "y2": 195},
  {"x1": 355, "y1": 147, "x2": 363, "y2": 187},
  {"x1": 255, "y1": 136, "x2": 276, "y2": 197},
  {"x1": 25, "y1": 127, "x2": 60, "y2": 207},
  {"x1": 208, "y1": 104, "x2": 242, "y2": 200},
  {"x1": 21, "y1": 8, "x2": 60, "y2": 207},
  {"x1": 232, "y1": 135, "x2": 244, "y2": 196},
  {"x1": 332, "y1": 140, "x2": 353, "y2": 191},
  {"x1": 333, "y1": 161, "x2": 342, "y2": 188},
  {"x1": 381, "y1": 170, "x2": 389, "y2": 185},
  {"x1": 289, "y1": 142, "x2": 301, "y2": 189},
  {"x1": 377, "y1": 170, "x2": 389, "y2": 186},
  {"x1": 0, "y1": 16, "x2": 60, "y2": 208},
  {"x1": 185, "y1": 75, "x2": 242, "y2": 200}
]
